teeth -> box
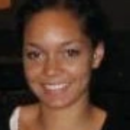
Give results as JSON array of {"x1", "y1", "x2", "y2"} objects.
[{"x1": 45, "y1": 84, "x2": 67, "y2": 90}]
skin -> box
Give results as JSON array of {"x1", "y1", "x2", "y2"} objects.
[{"x1": 21, "y1": 9, "x2": 106, "y2": 130}]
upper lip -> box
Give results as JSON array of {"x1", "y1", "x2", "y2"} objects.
[
  {"x1": 41, "y1": 82, "x2": 68, "y2": 85},
  {"x1": 40, "y1": 80, "x2": 69, "y2": 85}
]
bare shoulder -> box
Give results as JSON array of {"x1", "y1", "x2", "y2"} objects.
[
  {"x1": 92, "y1": 106, "x2": 107, "y2": 129},
  {"x1": 19, "y1": 103, "x2": 39, "y2": 129},
  {"x1": 94, "y1": 106, "x2": 107, "y2": 118},
  {"x1": 20, "y1": 103, "x2": 39, "y2": 121}
]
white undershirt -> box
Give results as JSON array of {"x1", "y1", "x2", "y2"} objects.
[{"x1": 9, "y1": 107, "x2": 20, "y2": 130}]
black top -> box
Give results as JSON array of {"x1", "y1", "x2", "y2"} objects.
[{"x1": 101, "y1": 111, "x2": 129, "y2": 130}]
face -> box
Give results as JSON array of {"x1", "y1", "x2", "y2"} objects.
[{"x1": 23, "y1": 9, "x2": 104, "y2": 108}]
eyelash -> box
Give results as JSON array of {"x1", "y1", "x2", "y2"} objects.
[
  {"x1": 25, "y1": 51, "x2": 41, "y2": 60},
  {"x1": 64, "y1": 49, "x2": 80, "y2": 58},
  {"x1": 25, "y1": 49, "x2": 80, "y2": 61}
]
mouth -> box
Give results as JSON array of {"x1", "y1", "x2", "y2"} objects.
[{"x1": 43, "y1": 83, "x2": 69, "y2": 91}]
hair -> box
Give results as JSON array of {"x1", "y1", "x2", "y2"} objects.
[{"x1": 17, "y1": 0, "x2": 110, "y2": 48}]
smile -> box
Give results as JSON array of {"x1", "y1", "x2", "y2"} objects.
[{"x1": 44, "y1": 83, "x2": 68, "y2": 90}]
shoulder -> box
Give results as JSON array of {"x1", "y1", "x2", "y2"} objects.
[
  {"x1": 18, "y1": 104, "x2": 39, "y2": 129},
  {"x1": 20, "y1": 103, "x2": 39, "y2": 121},
  {"x1": 9, "y1": 103, "x2": 39, "y2": 130},
  {"x1": 91, "y1": 106, "x2": 107, "y2": 130}
]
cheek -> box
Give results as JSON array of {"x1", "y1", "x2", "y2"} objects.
[
  {"x1": 24, "y1": 61, "x2": 42, "y2": 82},
  {"x1": 66, "y1": 57, "x2": 93, "y2": 86}
]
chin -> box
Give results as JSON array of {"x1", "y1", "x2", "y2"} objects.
[
  {"x1": 43, "y1": 101, "x2": 71, "y2": 109},
  {"x1": 40, "y1": 92, "x2": 86, "y2": 110},
  {"x1": 40, "y1": 96, "x2": 75, "y2": 109}
]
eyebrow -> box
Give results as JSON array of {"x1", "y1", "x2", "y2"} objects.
[
  {"x1": 61, "y1": 39, "x2": 86, "y2": 47},
  {"x1": 62, "y1": 39, "x2": 88, "y2": 49},
  {"x1": 25, "y1": 43, "x2": 42, "y2": 50},
  {"x1": 25, "y1": 39, "x2": 86, "y2": 49}
]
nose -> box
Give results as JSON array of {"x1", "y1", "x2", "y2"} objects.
[{"x1": 43, "y1": 56, "x2": 62, "y2": 77}]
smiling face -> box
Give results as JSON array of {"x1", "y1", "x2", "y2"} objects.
[{"x1": 23, "y1": 9, "x2": 104, "y2": 108}]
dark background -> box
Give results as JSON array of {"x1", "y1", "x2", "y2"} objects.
[{"x1": 0, "y1": 0, "x2": 130, "y2": 124}]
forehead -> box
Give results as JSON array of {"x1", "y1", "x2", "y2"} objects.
[
  {"x1": 24, "y1": 9, "x2": 91, "y2": 49},
  {"x1": 25, "y1": 9, "x2": 80, "y2": 30},
  {"x1": 25, "y1": 10, "x2": 83, "y2": 35}
]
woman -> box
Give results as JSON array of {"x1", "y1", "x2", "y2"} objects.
[{"x1": 9, "y1": 0, "x2": 114, "y2": 130}]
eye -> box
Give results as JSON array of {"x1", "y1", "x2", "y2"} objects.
[
  {"x1": 65, "y1": 49, "x2": 80, "y2": 58},
  {"x1": 25, "y1": 50, "x2": 41, "y2": 60}
]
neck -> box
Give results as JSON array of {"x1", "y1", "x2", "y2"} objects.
[{"x1": 37, "y1": 94, "x2": 93, "y2": 130}]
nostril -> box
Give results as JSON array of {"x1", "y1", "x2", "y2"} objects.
[{"x1": 43, "y1": 59, "x2": 60, "y2": 76}]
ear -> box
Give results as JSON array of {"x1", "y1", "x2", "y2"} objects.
[{"x1": 92, "y1": 42, "x2": 105, "y2": 69}]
